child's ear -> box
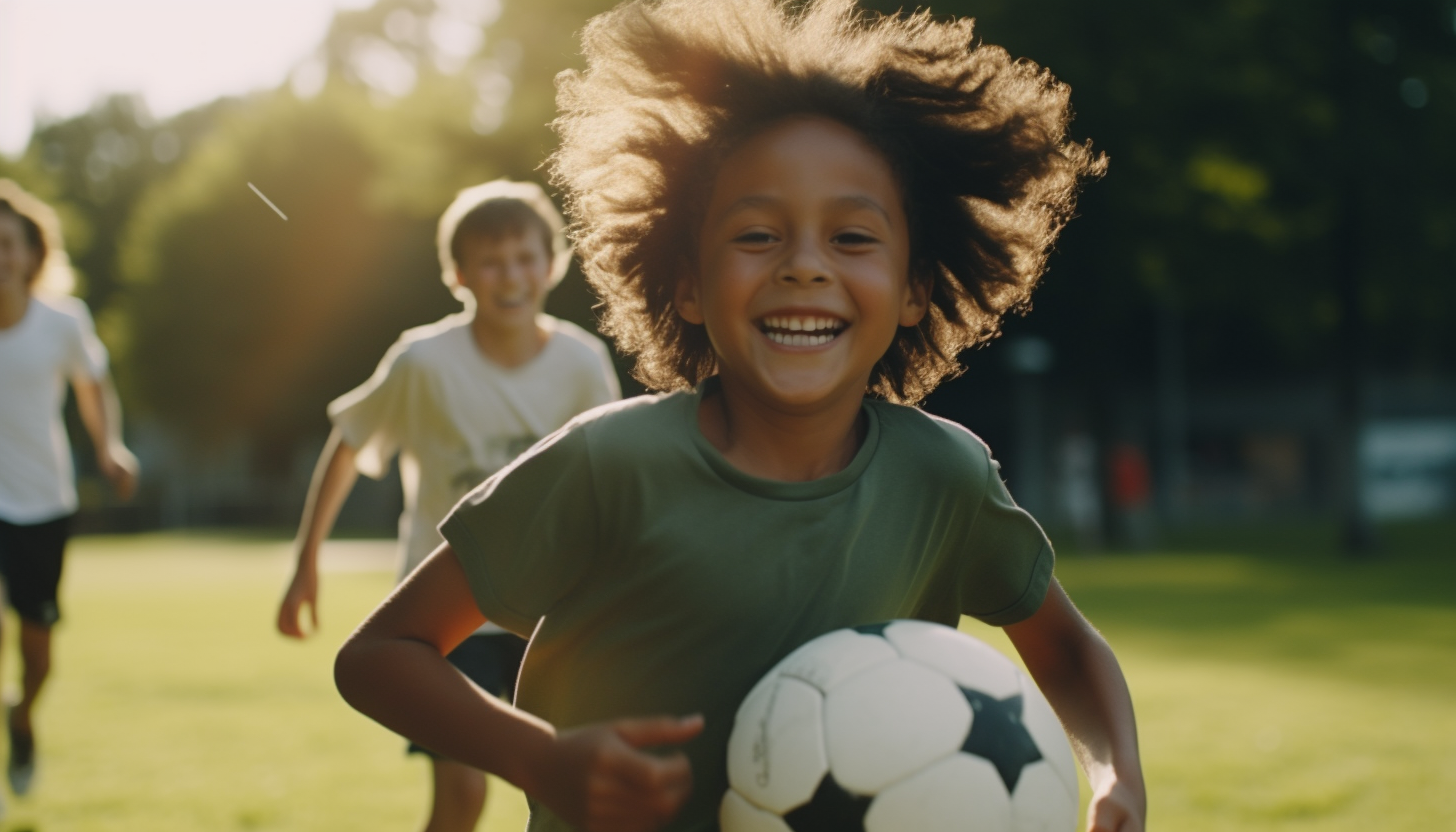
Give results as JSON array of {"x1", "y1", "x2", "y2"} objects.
[
  {"x1": 899, "y1": 275, "x2": 929, "y2": 327},
  {"x1": 675, "y1": 275, "x2": 705, "y2": 325}
]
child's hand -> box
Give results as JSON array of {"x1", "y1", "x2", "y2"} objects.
[
  {"x1": 535, "y1": 714, "x2": 703, "y2": 832},
  {"x1": 277, "y1": 566, "x2": 320, "y2": 639},
  {"x1": 99, "y1": 445, "x2": 139, "y2": 502},
  {"x1": 1086, "y1": 777, "x2": 1145, "y2": 832}
]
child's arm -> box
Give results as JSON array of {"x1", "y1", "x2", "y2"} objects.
[
  {"x1": 1004, "y1": 578, "x2": 1146, "y2": 832},
  {"x1": 336, "y1": 544, "x2": 703, "y2": 832},
  {"x1": 72, "y1": 374, "x2": 138, "y2": 501},
  {"x1": 277, "y1": 428, "x2": 360, "y2": 638}
]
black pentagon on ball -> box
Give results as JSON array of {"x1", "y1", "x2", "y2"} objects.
[
  {"x1": 784, "y1": 772, "x2": 873, "y2": 832},
  {"x1": 958, "y1": 689, "x2": 1043, "y2": 793}
]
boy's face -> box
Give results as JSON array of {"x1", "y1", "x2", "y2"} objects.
[
  {"x1": 454, "y1": 229, "x2": 554, "y2": 333},
  {"x1": 680, "y1": 116, "x2": 926, "y2": 410},
  {"x1": 0, "y1": 212, "x2": 39, "y2": 294}
]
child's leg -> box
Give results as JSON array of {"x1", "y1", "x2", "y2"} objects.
[
  {"x1": 7, "y1": 621, "x2": 49, "y2": 794},
  {"x1": 423, "y1": 758, "x2": 486, "y2": 832},
  {"x1": 11, "y1": 622, "x2": 51, "y2": 732},
  {"x1": 0, "y1": 513, "x2": 67, "y2": 796}
]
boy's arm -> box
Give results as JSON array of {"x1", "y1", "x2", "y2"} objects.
[
  {"x1": 336, "y1": 544, "x2": 703, "y2": 832},
  {"x1": 1004, "y1": 578, "x2": 1146, "y2": 832},
  {"x1": 277, "y1": 428, "x2": 360, "y2": 638},
  {"x1": 72, "y1": 374, "x2": 138, "y2": 501}
]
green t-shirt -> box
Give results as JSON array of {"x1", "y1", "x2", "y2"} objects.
[{"x1": 440, "y1": 382, "x2": 1054, "y2": 832}]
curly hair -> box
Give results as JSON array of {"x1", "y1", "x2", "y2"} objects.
[{"x1": 552, "y1": 0, "x2": 1104, "y2": 403}]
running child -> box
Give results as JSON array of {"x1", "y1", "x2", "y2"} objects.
[
  {"x1": 335, "y1": 3, "x2": 1145, "y2": 831},
  {"x1": 276, "y1": 179, "x2": 620, "y2": 832},
  {"x1": 0, "y1": 180, "x2": 139, "y2": 810}
]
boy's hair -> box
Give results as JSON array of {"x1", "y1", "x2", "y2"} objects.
[
  {"x1": 552, "y1": 0, "x2": 1105, "y2": 403},
  {"x1": 436, "y1": 179, "x2": 571, "y2": 303},
  {"x1": 0, "y1": 179, "x2": 76, "y2": 297}
]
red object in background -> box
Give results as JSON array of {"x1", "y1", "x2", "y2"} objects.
[{"x1": 1108, "y1": 443, "x2": 1152, "y2": 509}]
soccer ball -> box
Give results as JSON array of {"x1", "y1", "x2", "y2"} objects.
[{"x1": 720, "y1": 620, "x2": 1078, "y2": 832}]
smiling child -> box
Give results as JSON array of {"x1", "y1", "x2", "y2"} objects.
[
  {"x1": 278, "y1": 180, "x2": 618, "y2": 832},
  {"x1": 333, "y1": 3, "x2": 1143, "y2": 832}
]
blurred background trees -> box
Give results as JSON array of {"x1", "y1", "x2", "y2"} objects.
[{"x1": 3, "y1": 0, "x2": 1453, "y2": 542}]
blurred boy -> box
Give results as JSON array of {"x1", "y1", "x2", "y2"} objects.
[
  {"x1": 277, "y1": 180, "x2": 619, "y2": 832},
  {"x1": 0, "y1": 180, "x2": 138, "y2": 812}
]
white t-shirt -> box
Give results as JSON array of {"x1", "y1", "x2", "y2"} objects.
[
  {"x1": 0, "y1": 295, "x2": 110, "y2": 524},
  {"x1": 329, "y1": 312, "x2": 621, "y2": 603}
]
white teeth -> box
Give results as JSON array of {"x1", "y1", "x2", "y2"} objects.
[
  {"x1": 760, "y1": 316, "x2": 844, "y2": 332},
  {"x1": 758, "y1": 315, "x2": 847, "y2": 345},
  {"x1": 765, "y1": 331, "x2": 836, "y2": 347}
]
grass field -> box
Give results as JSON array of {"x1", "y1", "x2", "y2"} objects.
[{"x1": 1, "y1": 525, "x2": 1452, "y2": 831}]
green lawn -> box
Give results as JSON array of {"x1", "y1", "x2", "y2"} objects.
[
  {"x1": 964, "y1": 522, "x2": 1456, "y2": 831},
  {"x1": 2, "y1": 534, "x2": 529, "y2": 832},
  {"x1": 2, "y1": 526, "x2": 1452, "y2": 831}
]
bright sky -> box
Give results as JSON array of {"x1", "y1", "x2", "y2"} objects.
[{"x1": 0, "y1": 0, "x2": 373, "y2": 156}]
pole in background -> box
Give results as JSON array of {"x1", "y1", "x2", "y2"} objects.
[{"x1": 1005, "y1": 336, "x2": 1054, "y2": 519}]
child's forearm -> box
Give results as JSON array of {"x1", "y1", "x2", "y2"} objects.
[
  {"x1": 73, "y1": 375, "x2": 138, "y2": 499},
  {"x1": 73, "y1": 375, "x2": 117, "y2": 458},
  {"x1": 335, "y1": 629, "x2": 556, "y2": 787},
  {"x1": 336, "y1": 547, "x2": 702, "y2": 830},
  {"x1": 334, "y1": 547, "x2": 558, "y2": 789},
  {"x1": 293, "y1": 429, "x2": 360, "y2": 567},
  {"x1": 1006, "y1": 580, "x2": 1146, "y2": 827},
  {"x1": 1036, "y1": 623, "x2": 1143, "y2": 793}
]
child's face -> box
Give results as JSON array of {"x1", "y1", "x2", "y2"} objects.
[
  {"x1": 0, "y1": 212, "x2": 39, "y2": 294},
  {"x1": 454, "y1": 229, "x2": 554, "y2": 333},
  {"x1": 681, "y1": 116, "x2": 926, "y2": 409}
]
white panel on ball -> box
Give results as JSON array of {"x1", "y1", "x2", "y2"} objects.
[
  {"x1": 726, "y1": 676, "x2": 829, "y2": 814},
  {"x1": 824, "y1": 659, "x2": 971, "y2": 794},
  {"x1": 1016, "y1": 674, "x2": 1078, "y2": 799},
  {"x1": 883, "y1": 620, "x2": 1021, "y2": 699},
  {"x1": 864, "y1": 753, "x2": 1012, "y2": 832},
  {"x1": 720, "y1": 789, "x2": 797, "y2": 832},
  {"x1": 776, "y1": 629, "x2": 898, "y2": 693},
  {"x1": 1009, "y1": 763, "x2": 1078, "y2": 832}
]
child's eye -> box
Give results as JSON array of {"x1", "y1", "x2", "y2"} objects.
[
  {"x1": 832, "y1": 231, "x2": 879, "y2": 246},
  {"x1": 732, "y1": 230, "x2": 778, "y2": 245}
]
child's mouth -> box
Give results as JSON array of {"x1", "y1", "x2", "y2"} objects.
[{"x1": 758, "y1": 315, "x2": 848, "y2": 347}]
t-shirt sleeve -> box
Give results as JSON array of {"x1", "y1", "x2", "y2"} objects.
[
  {"x1": 439, "y1": 423, "x2": 600, "y2": 636},
  {"x1": 63, "y1": 299, "x2": 109, "y2": 382},
  {"x1": 326, "y1": 339, "x2": 419, "y2": 479},
  {"x1": 957, "y1": 455, "x2": 1055, "y2": 627}
]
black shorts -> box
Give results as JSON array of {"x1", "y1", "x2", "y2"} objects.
[
  {"x1": 0, "y1": 514, "x2": 72, "y2": 627},
  {"x1": 407, "y1": 631, "x2": 528, "y2": 759}
]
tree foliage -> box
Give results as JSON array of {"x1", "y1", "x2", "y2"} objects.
[{"x1": 863, "y1": 0, "x2": 1456, "y2": 383}]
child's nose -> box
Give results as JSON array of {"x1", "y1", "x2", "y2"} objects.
[{"x1": 777, "y1": 244, "x2": 832, "y2": 285}]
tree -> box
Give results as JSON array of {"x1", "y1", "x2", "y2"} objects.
[
  {"x1": 114, "y1": 89, "x2": 457, "y2": 466},
  {"x1": 15, "y1": 95, "x2": 234, "y2": 317}
]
